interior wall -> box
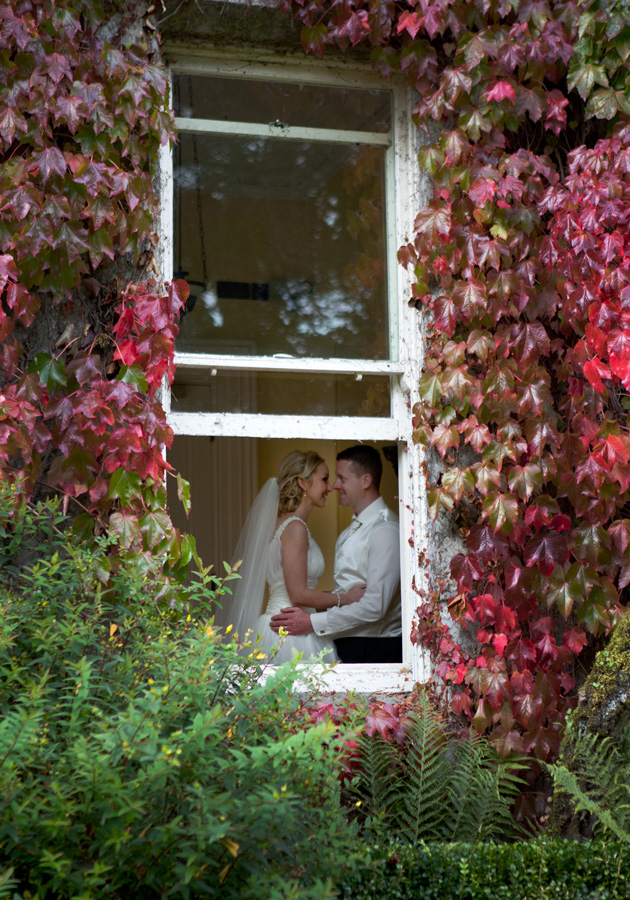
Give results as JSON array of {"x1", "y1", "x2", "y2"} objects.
[
  {"x1": 167, "y1": 437, "x2": 400, "y2": 592},
  {"x1": 167, "y1": 435, "x2": 257, "y2": 579}
]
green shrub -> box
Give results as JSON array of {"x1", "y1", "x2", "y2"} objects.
[
  {"x1": 0, "y1": 496, "x2": 359, "y2": 899},
  {"x1": 338, "y1": 839, "x2": 630, "y2": 900}
]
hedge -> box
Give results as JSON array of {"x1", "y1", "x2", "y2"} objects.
[{"x1": 338, "y1": 839, "x2": 629, "y2": 900}]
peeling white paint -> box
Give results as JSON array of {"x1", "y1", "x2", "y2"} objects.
[{"x1": 279, "y1": 662, "x2": 417, "y2": 694}]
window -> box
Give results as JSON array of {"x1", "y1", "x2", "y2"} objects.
[{"x1": 160, "y1": 52, "x2": 428, "y2": 691}]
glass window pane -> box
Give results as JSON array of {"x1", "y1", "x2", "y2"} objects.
[
  {"x1": 171, "y1": 370, "x2": 391, "y2": 417},
  {"x1": 173, "y1": 132, "x2": 390, "y2": 359},
  {"x1": 173, "y1": 74, "x2": 392, "y2": 132},
  {"x1": 166, "y1": 437, "x2": 400, "y2": 592}
]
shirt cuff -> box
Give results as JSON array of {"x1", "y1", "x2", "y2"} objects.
[{"x1": 310, "y1": 610, "x2": 328, "y2": 636}]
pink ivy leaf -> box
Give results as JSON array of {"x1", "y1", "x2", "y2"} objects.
[{"x1": 486, "y1": 81, "x2": 516, "y2": 103}]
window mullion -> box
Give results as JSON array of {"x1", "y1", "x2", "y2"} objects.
[
  {"x1": 175, "y1": 117, "x2": 391, "y2": 147},
  {"x1": 169, "y1": 412, "x2": 402, "y2": 441},
  {"x1": 173, "y1": 353, "x2": 404, "y2": 376}
]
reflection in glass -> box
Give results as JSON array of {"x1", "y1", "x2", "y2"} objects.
[
  {"x1": 173, "y1": 74, "x2": 392, "y2": 132},
  {"x1": 171, "y1": 370, "x2": 391, "y2": 417},
  {"x1": 174, "y1": 132, "x2": 390, "y2": 359}
]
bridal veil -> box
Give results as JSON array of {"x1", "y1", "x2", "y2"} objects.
[{"x1": 213, "y1": 477, "x2": 279, "y2": 639}]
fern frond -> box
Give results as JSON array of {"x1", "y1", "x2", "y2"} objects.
[
  {"x1": 395, "y1": 698, "x2": 449, "y2": 842},
  {"x1": 351, "y1": 731, "x2": 401, "y2": 836},
  {"x1": 470, "y1": 766, "x2": 524, "y2": 843},
  {"x1": 565, "y1": 730, "x2": 622, "y2": 798},
  {"x1": 547, "y1": 725, "x2": 630, "y2": 841},
  {"x1": 443, "y1": 731, "x2": 524, "y2": 842},
  {"x1": 547, "y1": 762, "x2": 630, "y2": 843}
]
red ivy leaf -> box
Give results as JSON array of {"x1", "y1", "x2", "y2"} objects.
[
  {"x1": 469, "y1": 177, "x2": 497, "y2": 205},
  {"x1": 31, "y1": 147, "x2": 67, "y2": 185},
  {"x1": 336, "y1": 10, "x2": 371, "y2": 46},
  {"x1": 508, "y1": 321, "x2": 550, "y2": 366},
  {"x1": 0, "y1": 254, "x2": 18, "y2": 293},
  {"x1": 432, "y1": 294, "x2": 457, "y2": 334},
  {"x1": 0, "y1": 105, "x2": 27, "y2": 145},
  {"x1": 40, "y1": 52, "x2": 72, "y2": 85},
  {"x1": 491, "y1": 728, "x2": 523, "y2": 757},
  {"x1": 506, "y1": 637, "x2": 537, "y2": 671},
  {"x1": 562, "y1": 627, "x2": 587, "y2": 656},
  {"x1": 364, "y1": 704, "x2": 405, "y2": 742},
  {"x1": 523, "y1": 532, "x2": 569, "y2": 576},
  {"x1": 397, "y1": 10, "x2": 422, "y2": 39},
  {"x1": 450, "y1": 552, "x2": 484, "y2": 591},
  {"x1": 583, "y1": 357, "x2": 611, "y2": 393},
  {"x1": 55, "y1": 94, "x2": 87, "y2": 134}
]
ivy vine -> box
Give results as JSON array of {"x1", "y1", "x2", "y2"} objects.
[
  {"x1": 279, "y1": 0, "x2": 630, "y2": 786},
  {"x1": 0, "y1": 0, "x2": 193, "y2": 590}
]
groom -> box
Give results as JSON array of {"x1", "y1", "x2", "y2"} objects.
[{"x1": 269, "y1": 445, "x2": 402, "y2": 663}]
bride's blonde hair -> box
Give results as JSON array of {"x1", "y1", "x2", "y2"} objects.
[{"x1": 277, "y1": 450, "x2": 325, "y2": 514}]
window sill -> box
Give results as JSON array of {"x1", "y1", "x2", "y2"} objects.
[{"x1": 268, "y1": 662, "x2": 415, "y2": 694}]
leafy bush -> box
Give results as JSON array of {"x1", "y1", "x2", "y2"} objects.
[
  {"x1": 347, "y1": 696, "x2": 525, "y2": 843},
  {"x1": 338, "y1": 839, "x2": 630, "y2": 900},
  {"x1": 0, "y1": 496, "x2": 359, "y2": 899}
]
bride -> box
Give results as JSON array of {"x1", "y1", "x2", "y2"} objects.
[{"x1": 216, "y1": 450, "x2": 365, "y2": 663}]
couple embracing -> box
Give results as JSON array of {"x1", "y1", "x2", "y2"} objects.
[{"x1": 221, "y1": 445, "x2": 401, "y2": 665}]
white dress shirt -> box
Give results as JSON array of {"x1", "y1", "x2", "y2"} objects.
[{"x1": 310, "y1": 496, "x2": 401, "y2": 639}]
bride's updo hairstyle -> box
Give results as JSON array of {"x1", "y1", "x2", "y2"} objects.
[{"x1": 277, "y1": 450, "x2": 325, "y2": 515}]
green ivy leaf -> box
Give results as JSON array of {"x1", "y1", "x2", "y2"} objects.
[
  {"x1": 109, "y1": 510, "x2": 142, "y2": 549},
  {"x1": 177, "y1": 473, "x2": 191, "y2": 516},
  {"x1": 117, "y1": 365, "x2": 148, "y2": 394},
  {"x1": 442, "y1": 467, "x2": 474, "y2": 502},
  {"x1": 108, "y1": 468, "x2": 142, "y2": 506},
  {"x1": 418, "y1": 371, "x2": 443, "y2": 405},
  {"x1": 482, "y1": 492, "x2": 518, "y2": 533},
  {"x1": 140, "y1": 510, "x2": 172, "y2": 550},
  {"x1": 508, "y1": 464, "x2": 542, "y2": 502},
  {"x1": 179, "y1": 532, "x2": 196, "y2": 568},
  {"x1": 567, "y1": 62, "x2": 609, "y2": 101},
  {"x1": 427, "y1": 485, "x2": 455, "y2": 520},
  {"x1": 612, "y1": 29, "x2": 630, "y2": 62},
  {"x1": 576, "y1": 599, "x2": 609, "y2": 634},
  {"x1": 28, "y1": 353, "x2": 67, "y2": 389},
  {"x1": 571, "y1": 523, "x2": 612, "y2": 567},
  {"x1": 457, "y1": 108, "x2": 493, "y2": 141},
  {"x1": 88, "y1": 227, "x2": 115, "y2": 268},
  {"x1": 94, "y1": 555, "x2": 111, "y2": 585},
  {"x1": 587, "y1": 88, "x2": 621, "y2": 119},
  {"x1": 545, "y1": 575, "x2": 582, "y2": 618},
  {"x1": 417, "y1": 145, "x2": 445, "y2": 175}
]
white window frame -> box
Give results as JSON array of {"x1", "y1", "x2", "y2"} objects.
[{"x1": 159, "y1": 48, "x2": 430, "y2": 691}]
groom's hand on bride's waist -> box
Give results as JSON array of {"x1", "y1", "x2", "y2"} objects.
[{"x1": 269, "y1": 607, "x2": 314, "y2": 636}]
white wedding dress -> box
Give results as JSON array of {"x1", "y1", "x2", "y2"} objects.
[{"x1": 253, "y1": 516, "x2": 338, "y2": 664}]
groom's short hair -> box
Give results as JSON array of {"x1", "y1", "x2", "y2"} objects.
[{"x1": 337, "y1": 445, "x2": 382, "y2": 491}]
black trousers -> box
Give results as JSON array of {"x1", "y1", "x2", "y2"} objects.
[{"x1": 334, "y1": 635, "x2": 402, "y2": 664}]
